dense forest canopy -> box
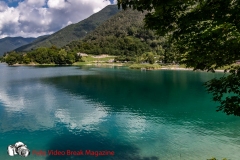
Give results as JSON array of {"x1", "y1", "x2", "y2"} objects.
[
  {"x1": 62, "y1": 8, "x2": 178, "y2": 62},
  {"x1": 117, "y1": 0, "x2": 240, "y2": 116},
  {"x1": 2, "y1": 47, "x2": 81, "y2": 65}
]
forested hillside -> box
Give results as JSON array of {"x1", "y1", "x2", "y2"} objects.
[
  {"x1": 15, "y1": 5, "x2": 120, "y2": 51},
  {"x1": 1, "y1": 6, "x2": 179, "y2": 65},
  {"x1": 63, "y1": 8, "x2": 166, "y2": 57}
]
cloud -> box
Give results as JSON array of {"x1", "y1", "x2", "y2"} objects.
[
  {"x1": 0, "y1": 1, "x2": 8, "y2": 12},
  {"x1": 0, "y1": 0, "x2": 112, "y2": 38},
  {"x1": 47, "y1": 0, "x2": 66, "y2": 9},
  {"x1": 26, "y1": 0, "x2": 46, "y2": 7}
]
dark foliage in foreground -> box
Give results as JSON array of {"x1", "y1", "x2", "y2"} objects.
[
  {"x1": 117, "y1": 0, "x2": 240, "y2": 116},
  {"x1": 205, "y1": 66, "x2": 240, "y2": 116}
]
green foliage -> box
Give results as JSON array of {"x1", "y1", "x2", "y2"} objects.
[
  {"x1": 0, "y1": 56, "x2": 4, "y2": 62},
  {"x1": 135, "y1": 52, "x2": 156, "y2": 64},
  {"x1": 163, "y1": 44, "x2": 179, "y2": 64},
  {"x1": 5, "y1": 52, "x2": 22, "y2": 65},
  {"x1": 66, "y1": 54, "x2": 76, "y2": 64},
  {"x1": 207, "y1": 158, "x2": 228, "y2": 160},
  {"x1": 205, "y1": 65, "x2": 240, "y2": 116},
  {"x1": 117, "y1": 0, "x2": 240, "y2": 116},
  {"x1": 114, "y1": 56, "x2": 135, "y2": 62},
  {"x1": 146, "y1": 52, "x2": 155, "y2": 64},
  {"x1": 3, "y1": 47, "x2": 81, "y2": 65},
  {"x1": 17, "y1": 6, "x2": 176, "y2": 68},
  {"x1": 62, "y1": 8, "x2": 168, "y2": 58},
  {"x1": 23, "y1": 56, "x2": 30, "y2": 64},
  {"x1": 129, "y1": 63, "x2": 161, "y2": 70},
  {"x1": 83, "y1": 36, "x2": 151, "y2": 56},
  {"x1": 57, "y1": 49, "x2": 68, "y2": 64}
]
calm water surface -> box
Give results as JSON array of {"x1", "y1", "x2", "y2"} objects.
[{"x1": 0, "y1": 63, "x2": 239, "y2": 160}]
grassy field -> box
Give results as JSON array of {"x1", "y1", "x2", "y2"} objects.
[
  {"x1": 73, "y1": 55, "x2": 125, "y2": 66},
  {"x1": 129, "y1": 63, "x2": 162, "y2": 70},
  {"x1": 84, "y1": 55, "x2": 115, "y2": 61}
]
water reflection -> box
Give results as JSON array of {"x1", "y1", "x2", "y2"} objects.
[
  {"x1": 0, "y1": 65, "x2": 239, "y2": 159},
  {"x1": 37, "y1": 69, "x2": 240, "y2": 159},
  {"x1": 0, "y1": 79, "x2": 108, "y2": 133},
  {"x1": 40, "y1": 71, "x2": 221, "y2": 120}
]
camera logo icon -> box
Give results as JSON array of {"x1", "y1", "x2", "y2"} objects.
[{"x1": 7, "y1": 142, "x2": 30, "y2": 157}]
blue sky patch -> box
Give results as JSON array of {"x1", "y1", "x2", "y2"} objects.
[{"x1": 2, "y1": 0, "x2": 24, "y2": 7}]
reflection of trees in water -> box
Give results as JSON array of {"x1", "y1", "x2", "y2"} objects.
[
  {"x1": 40, "y1": 71, "x2": 239, "y2": 135},
  {"x1": 41, "y1": 71, "x2": 215, "y2": 117},
  {"x1": 46, "y1": 131, "x2": 158, "y2": 160}
]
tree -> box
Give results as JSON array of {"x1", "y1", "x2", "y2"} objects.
[
  {"x1": 23, "y1": 55, "x2": 31, "y2": 64},
  {"x1": 66, "y1": 54, "x2": 75, "y2": 64},
  {"x1": 57, "y1": 49, "x2": 67, "y2": 64},
  {"x1": 35, "y1": 48, "x2": 49, "y2": 64},
  {"x1": 146, "y1": 52, "x2": 155, "y2": 64},
  {"x1": 5, "y1": 55, "x2": 17, "y2": 65},
  {"x1": 117, "y1": 0, "x2": 240, "y2": 116},
  {"x1": 0, "y1": 56, "x2": 3, "y2": 62},
  {"x1": 5, "y1": 52, "x2": 21, "y2": 65}
]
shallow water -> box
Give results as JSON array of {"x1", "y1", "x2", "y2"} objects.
[{"x1": 0, "y1": 64, "x2": 239, "y2": 160}]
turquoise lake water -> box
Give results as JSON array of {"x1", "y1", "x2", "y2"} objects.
[{"x1": 0, "y1": 63, "x2": 239, "y2": 160}]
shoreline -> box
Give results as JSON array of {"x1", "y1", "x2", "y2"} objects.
[
  {"x1": 7, "y1": 63, "x2": 73, "y2": 66},
  {"x1": 160, "y1": 67, "x2": 225, "y2": 72},
  {"x1": 1, "y1": 62, "x2": 226, "y2": 72}
]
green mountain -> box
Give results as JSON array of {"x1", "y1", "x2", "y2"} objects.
[
  {"x1": 63, "y1": 8, "x2": 166, "y2": 57},
  {"x1": 0, "y1": 37, "x2": 36, "y2": 55},
  {"x1": 15, "y1": 5, "x2": 119, "y2": 52},
  {"x1": 1, "y1": 8, "x2": 176, "y2": 65}
]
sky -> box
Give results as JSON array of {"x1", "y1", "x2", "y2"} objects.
[{"x1": 0, "y1": 0, "x2": 116, "y2": 38}]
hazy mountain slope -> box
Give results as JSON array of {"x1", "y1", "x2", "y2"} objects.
[
  {"x1": 0, "y1": 37, "x2": 36, "y2": 55},
  {"x1": 15, "y1": 35, "x2": 50, "y2": 52},
  {"x1": 16, "y1": 5, "x2": 119, "y2": 51}
]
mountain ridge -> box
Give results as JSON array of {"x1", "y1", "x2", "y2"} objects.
[
  {"x1": 62, "y1": 8, "x2": 165, "y2": 57},
  {"x1": 0, "y1": 37, "x2": 36, "y2": 56},
  {"x1": 15, "y1": 5, "x2": 120, "y2": 52}
]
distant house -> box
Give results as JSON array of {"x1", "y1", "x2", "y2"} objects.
[
  {"x1": 108, "y1": 59, "x2": 114, "y2": 63},
  {"x1": 77, "y1": 53, "x2": 88, "y2": 57}
]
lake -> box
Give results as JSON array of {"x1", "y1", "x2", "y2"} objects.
[{"x1": 0, "y1": 63, "x2": 239, "y2": 160}]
